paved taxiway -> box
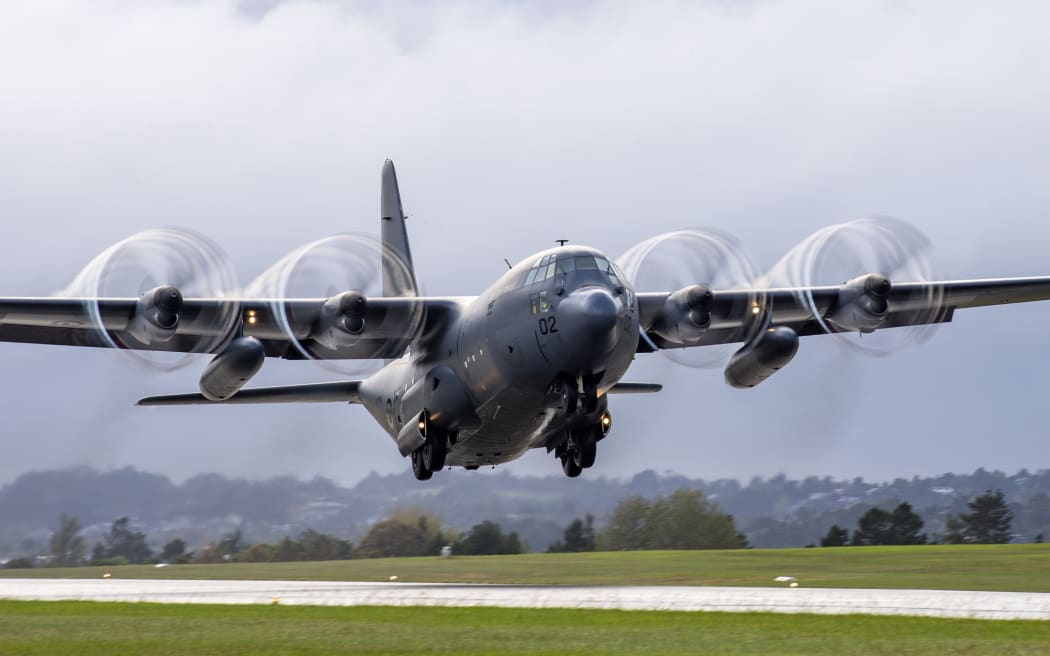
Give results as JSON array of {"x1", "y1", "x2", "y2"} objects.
[{"x1": 1, "y1": 579, "x2": 1048, "y2": 620}]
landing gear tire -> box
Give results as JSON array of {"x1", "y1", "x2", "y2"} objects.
[
  {"x1": 422, "y1": 431, "x2": 447, "y2": 472},
  {"x1": 574, "y1": 432, "x2": 597, "y2": 469},
  {"x1": 559, "y1": 379, "x2": 579, "y2": 415},
  {"x1": 410, "y1": 413, "x2": 448, "y2": 481},
  {"x1": 561, "y1": 452, "x2": 582, "y2": 478},
  {"x1": 411, "y1": 450, "x2": 432, "y2": 481}
]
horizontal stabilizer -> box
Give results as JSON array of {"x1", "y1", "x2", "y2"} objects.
[
  {"x1": 138, "y1": 381, "x2": 361, "y2": 406},
  {"x1": 607, "y1": 382, "x2": 663, "y2": 394}
]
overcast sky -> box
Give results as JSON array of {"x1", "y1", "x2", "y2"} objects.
[{"x1": 1, "y1": 0, "x2": 1049, "y2": 486}]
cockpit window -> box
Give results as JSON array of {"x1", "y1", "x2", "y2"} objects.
[
  {"x1": 574, "y1": 256, "x2": 598, "y2": 270},
  {"x1": 520, "y1": 253, "x2": 627, "y2": 288}
]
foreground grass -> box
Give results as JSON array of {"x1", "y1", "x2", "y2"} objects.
[
  {"x1": 2, "y1": 544, "x2": 1049, "y2": 592},
  {"x1": 0, "y1": 601, "x2": 1047, "y2": 656}
]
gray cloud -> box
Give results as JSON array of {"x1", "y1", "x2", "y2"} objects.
[{"x1": 1, "y1": 0, "x2": 1049, "y2": 484}]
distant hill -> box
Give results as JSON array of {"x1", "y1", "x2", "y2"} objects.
[{"x1": 1, "y1": 466, "x2": 1048, "y2": 557}]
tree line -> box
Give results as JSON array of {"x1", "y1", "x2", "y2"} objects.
[
  {"x1": 6, "y1": 487, "x2": 1022, "y2": 569},
  {"x1": 2, "y1": 508, "x2": 527, "y2": 569},
  {"x1": 819, "y1": 489, "x2": 1025, "y2": 547},
  {"x1": 4, "y1": 487, "x2": 749, "y2": 568}
]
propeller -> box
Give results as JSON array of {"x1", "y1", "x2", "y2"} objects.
[
  {"x1": 763, "y1": 216, "x2": 944, "y2": 356},
  {"x1": 244, "y1": 233, "x2": 424, "y2": 374},
  {"x1": 60, "y1": 227, "x2": 240, "y2": 371},
  {"x1": 618, "y1": 228, "x2": 767, "y2": 368}
]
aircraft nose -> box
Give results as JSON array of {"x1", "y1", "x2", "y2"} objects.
[{"x1": 559, "y1": 287, "x2": 619, "y2": 336}]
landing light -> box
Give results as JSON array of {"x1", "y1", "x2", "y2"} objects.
[
  {"x1": 246, "y1": 309, "x2": 257, "y2": 325},
  {"x1": 751, "y1": 304, "x2": 761, "y2": 315},
  {"x1": 601, "y1": 412, "x2": 612, "y2": 427}
]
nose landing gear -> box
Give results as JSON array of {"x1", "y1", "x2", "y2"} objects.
[
  {"x1": 555, "y1": 410, "x2": 611, "y2": 478},
  {"x1": 556, "y1": 374, "x2": 599, "y2": 415}
]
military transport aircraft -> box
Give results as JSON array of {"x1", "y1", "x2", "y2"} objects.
[{"x1": 3, "y1": 161, "x2": 1049, "y2": 480}]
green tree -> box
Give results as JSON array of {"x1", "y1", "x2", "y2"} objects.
[
  {"x1": 851, "y1": 507, "x2": 893, "y2": 545},
  {"x1": 274, "y1": 537, "x2": 304, "y2": 562},
  {"x1": 889, "y1": 502, "x2": 927, "y2": 545},
  {"x1": 48, "y1": 514, "x2": 86, "y2": 567},
  {"x1": 161, "y1": 539, "x2": 187, "y2": 563},
  {"x1": 600, "y1": 489, "x2": 747, "y2": 551},
  {"x1": 354, "y1": 509, "x2": 454, "y2": 559},
  {"x1": 238, "y1": 543, "x2": 276, "y2": 563},
  {"x1": 298, "y1": 529, "x2": 351, "y2": 561},
  {"x1": 600, "y1": 496, "x2": 651, "y2": 550},
  {"x1": 548, "y1": 514, "x2": 596, "y2": 553},
  {"x1": 454, "y1": 521, "x2": 524, "y2": 555},
  {"x1": 820, "y1": 525, "x2": 849, "y2": 547},
  {"x1": 95, "y1": 517, "x2": 152, "y2": 564},
  {"x1": 851, "y1": 503, "x2": 925, "y2": 546},
  {"x1": 354, "y1": 519, "x2": 429, "y2": 558},
  {"x1": 960, "y1": 489, "x2": 1013, "y2": 544}
]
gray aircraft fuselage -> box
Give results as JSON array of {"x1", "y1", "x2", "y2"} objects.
[{"x1": 358, "y1": 245, "x2": 638, "y2": 469}]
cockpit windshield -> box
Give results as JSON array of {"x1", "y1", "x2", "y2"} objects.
[{"x1": 520, "y1": 254, "x2": 624, "y2": 288}]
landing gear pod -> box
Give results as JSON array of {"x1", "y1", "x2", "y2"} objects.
[
  {"x1": 199, "y1": 337, "x2": 266, "y2": 401},
  {"x1": 724, "y1": 326, "x2": 799, "y2": 389},
  {"x1": 396, "y1": 409, "x2": 427, "y2": 456}
]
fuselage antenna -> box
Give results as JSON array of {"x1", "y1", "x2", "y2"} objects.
[
  {"x1": 555, "y1": 239, "x2": 569, "y2": 247},
  {"x1": 503, "y1": 258, "x2": 512, "y2": 270}
]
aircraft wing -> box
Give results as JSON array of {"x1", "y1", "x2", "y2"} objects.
[
  {"x1": 0, "y1": 296, "x2": 466, "y2": 359},
  {"x1": 636, "y1": 276, "x2": 1050, "y2": 350}
]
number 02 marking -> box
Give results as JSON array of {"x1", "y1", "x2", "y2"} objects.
[{"x1": 538, "y1": 316, "x2": 558, "y2": 335}]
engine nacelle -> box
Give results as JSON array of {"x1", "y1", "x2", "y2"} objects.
[
  {"x1": 827, "y1": 274, "x2": 891, "y2": 333},
  {"x1": 651, "y1": 285, "x2": 713, "y2": 344},
  {"x1": 724, "y1": 326, "x2": 799, "y2": 389},
  {"x1": 126, "y1": 286, "x2": 183, "y2": 345},
  {"x1": 199, "y1": 336, "x2": 266, "y2": 401},
  {"x1": 311, "y1": 291, "x2": 368, "y2": 350}
]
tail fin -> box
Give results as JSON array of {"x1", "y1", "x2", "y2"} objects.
[{"x1": 380, "y1": 159, "x2": 419, "y2": 297}]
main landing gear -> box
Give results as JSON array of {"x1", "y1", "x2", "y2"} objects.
[
  {"x1": 411, "y1": 414, "x2": 449, "y2": 481},
  {"x1": 555, "y1": 411, "x2": 611, "y2": 478}
]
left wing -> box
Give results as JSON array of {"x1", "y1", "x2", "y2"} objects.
[
  {"x1": 637, "y1": 276, "x2": 1050, "y2": 350},
  {"x1": 0, "y1": 295, "x2": 467, "y2": 359}
]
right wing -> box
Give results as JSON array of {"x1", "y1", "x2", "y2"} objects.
[{"x1": 637, "y1": 276, "x2": 1050, "y2": 350}]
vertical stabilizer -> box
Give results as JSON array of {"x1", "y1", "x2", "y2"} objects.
[{"x1": 380, "y1": 159, "x2": 418, "y2": 297}]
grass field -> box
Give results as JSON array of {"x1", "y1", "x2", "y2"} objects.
[
  {"x1": 0, "y1": 601, "x2": 1047, "y2": 656},
  {"x1": 2, "y1": 544, "x2": 1049, "y2": 592}
]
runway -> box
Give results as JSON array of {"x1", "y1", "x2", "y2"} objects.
[{"x1": 1, "y1": 579, "x2": 1048, "y2": 620}]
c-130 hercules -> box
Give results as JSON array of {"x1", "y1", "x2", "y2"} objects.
[{"x1": 4, "y1": 161, "x2": 1050, "y2": 480}]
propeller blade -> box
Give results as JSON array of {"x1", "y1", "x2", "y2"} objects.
[{"x1": 59, "y1": 227, "x2": 240, "y2": 370}]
